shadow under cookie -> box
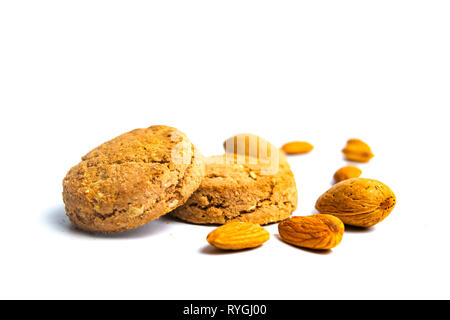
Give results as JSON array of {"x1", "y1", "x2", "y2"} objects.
[{"x1": 43, "y1": 204, "x2": 171, "y2": 239}]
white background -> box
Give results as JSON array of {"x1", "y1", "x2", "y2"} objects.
[{"x1": 1, "y1": 1, "x2": 449, "y2": 299}]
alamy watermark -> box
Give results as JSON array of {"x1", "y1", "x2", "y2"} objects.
[{"x1": 171, "y1": 133, "x2": 280, "y2": 175}]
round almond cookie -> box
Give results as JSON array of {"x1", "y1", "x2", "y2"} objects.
[
  {"x1": 63, "y1": 125, "x2": 205, "y2": 233},
  {"x1": 171, "y1": 154, "x2": 298, "y2": 225}
]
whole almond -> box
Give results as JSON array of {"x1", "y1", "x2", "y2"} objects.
[
  {"x1": 223, "y1": 133, "x2": 287, "y2": 175},
  {"x1": 223, "y1": 133, "x2": 276, "y2": 160},
  {"x1": 207, "y1": 222, "x2": 270, "y2": 250},
  {"x1": 315, "y1": 178, "x2": 396, "y2": 227},
  {"x1": 333, "y1": 166, "x2": 362, "y2": 183},
  {"x1": 278, "y1": 215, "x2": 344, "y2": 250},
  {"x1": 281, "y1": 141, "x2": 314, "y2": 155},
  {"x1": 342, "y1": 138, "x2": 374, "y2": 162}
]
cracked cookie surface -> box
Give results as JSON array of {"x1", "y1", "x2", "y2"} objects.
[
  {"x1": 62, "y1": 125, "x2": 205, "y2": 233},
  {"x1": 171, "y1": 154, "x2": 298, "y2": 225}
]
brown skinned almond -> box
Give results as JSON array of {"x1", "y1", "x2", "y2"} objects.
[
  {"x1": 342, "y1": 139, "x2": 374, "y2": 162},
  {"x1": 281, "y1": 141, "x2": 314, "y2": 155},
  {"x1": 223, "y1": 133, "x2": 276, "y2": 160},
  {"x1": 278, "y1": 215, "x2": 344, "y2": 250},
  {"x1": 315, "y1": 178, "x2": 396, "y2": 227},
  {"x1": 207, "y1": 222, "x2": 270, "y2": 250},
  {"x1": 333, "y1": 166, "x2": 362, "y2": 183},
  {"x1": 223, "y1": 133, "x2": 287, "y2": 174}
]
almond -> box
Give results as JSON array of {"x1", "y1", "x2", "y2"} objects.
[
  {"x1": 333, "y1": 166, "x2": 362, "y2": 183},
  {"x1": 223, "y1": 133, "x2": 276, "y2": 160},
  {"x1": 315, "y1": 178, "x2": 396, "y2": 227},
  {"x1": 281, "y1": 141, "x2": 313, "y2": 155},
  {"x1": 342, "y1": 138, "x2": 374, "y2": 163},
  {"x1": 223, "y1": 133, "x2": 285, "y2": 175},
  {"x1": 278, "y1": 215, "x2": 344, "y2": 250},
  {"x1": 207, "y1": 222, "x2": 270, "y2": 250}
]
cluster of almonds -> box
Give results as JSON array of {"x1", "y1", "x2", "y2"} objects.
[{"x1": 207, "y1": 138, "x2": 396, "y2": 251}]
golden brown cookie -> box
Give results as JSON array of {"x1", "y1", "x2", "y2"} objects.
[
  {"x1": 171, "y1": 154, "x2": 298, "y2": 225},
  {"x1": 62, "y1": 125, "x2": 205, "y2": 233}
]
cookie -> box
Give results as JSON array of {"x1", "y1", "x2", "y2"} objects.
[
  {"x1": 171, "y1": 154, "x2": 298, "y2": 225},
  {"x1": 62, "y1": 125, "x2": 205, "y2": 233}
]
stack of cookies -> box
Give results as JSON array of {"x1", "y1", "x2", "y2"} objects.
[{"x1": 63, "y1": 126, "x2": 298, "y2": 233}]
